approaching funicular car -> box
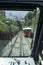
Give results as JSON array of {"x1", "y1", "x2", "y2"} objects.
[{"x1": 22, "y1": 27, "x2": 34, "y2": 37}]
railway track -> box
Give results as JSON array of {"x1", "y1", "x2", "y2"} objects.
[
  {"x1": 22, "y1": 35, "x2": 32, "y2": 56},
  {"x1": 25, "y1": 37, "x2": 32, "y2": 49},
  {"x1": 1, "y1": 32, "x2": 19, "y2": 56},
  {"x1": 20, "y1": 32, "x2": 24, "y2": 56},
  {"x1": 8, "y1": 34, "x2": 19, "y2": 56},
  {"x1": 0, "y1": 31, "x2": 32, "y2": 56},
  {"x1": 10, "y1": 31, "x2": 24, "y2": 56}
]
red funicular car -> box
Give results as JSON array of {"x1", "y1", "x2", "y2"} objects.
[{"x1": 22, "y1": 27, "x2": 34, "y2": 37}]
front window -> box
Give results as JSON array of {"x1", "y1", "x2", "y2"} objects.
[{"x1": 0, "y1": 7, "x2": 40, "y2": 56}]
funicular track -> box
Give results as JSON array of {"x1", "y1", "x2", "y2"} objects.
[
  {"x1": 1, "y1": 32, "x2": 19, "y2": 56},
  {"x1": 1, "y1": 31, "x2": 32, "y2": 56}
]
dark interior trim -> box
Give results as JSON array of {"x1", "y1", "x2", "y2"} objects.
[{"x1": 0, "y1": 2, "x2": 42, "y2": 10}]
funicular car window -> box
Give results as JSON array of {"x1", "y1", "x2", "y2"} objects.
[{"x1": 0, "y1": 7, "x2": 40, "y2": 56}]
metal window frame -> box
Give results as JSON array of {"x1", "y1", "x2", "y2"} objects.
[{"x1": 0, "y1": 2, "x2": 43, "y2": 61}]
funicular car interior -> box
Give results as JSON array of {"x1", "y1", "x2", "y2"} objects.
[{"x1": 0, "y1": 1, "x2": 43, "y2": 65}]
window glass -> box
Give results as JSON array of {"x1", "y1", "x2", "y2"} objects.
[{"x1": 0, "y1": 7, "x2": 40, "y2": 56}]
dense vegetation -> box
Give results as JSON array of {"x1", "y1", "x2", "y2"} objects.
[
  {"x1": 24, "y1": 8, "x2": 40, "y2": 29},
  {"x1": 0, "y1": 15, "x2": 20, "y2": 39}
]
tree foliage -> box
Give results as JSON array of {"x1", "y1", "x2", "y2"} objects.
[
  {"x1": 0, "y1": 14, "x2": 20, "y2": 33},
  {"x1": 24, "y1": 9, "x2": 40, "y2": 29}
]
